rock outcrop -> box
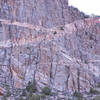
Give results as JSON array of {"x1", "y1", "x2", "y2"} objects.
[{"x1": 0, "y1": 0, "x2": 100, "y2": 99}]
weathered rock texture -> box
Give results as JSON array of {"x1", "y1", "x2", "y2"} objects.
[{"x1": 0, "y1": 0, "x2": 100, "y2": 98}]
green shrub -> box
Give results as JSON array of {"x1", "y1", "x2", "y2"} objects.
[
  {"x1": 73, "y1": 91, "x2": 83, "y2": 98},
  {"x1": 73, "y1": 91, "x2": 83, "y2": 100},
  {"x1": 26, "y1": 80, "x2": 37, "y2": 93},
  {"x1": 5, "y1": 84, "x2": 11, "y2": 97},
  {"x1": 40, "y1": 93, "x2": 46, "y2": 99},
  {"x1": 32, "y1": 79, "x2": 37, "y2": 93},
  {"x1": 26, "y1": 81, "x2": 32, "y2": 92},
  {"x1": 32, "y1": 94, "x2": 40, "y2": 100},
  {"x1": 42, "y1": 86, "x2": 51, "y2": 95},
  {"x1": 21, "y1": 89, "x2": 27, "y2": 96},
  {"x1": 29, "y1": 91, "x2": 33, "y2": 97},
  {"x1": 78, "y1": 97, "x2": 83, "y2": 100},
  {"x1": 19, "y1": 96, "x2": 24, "y2": 100},
  {"x1": 90, "y1": 88, "x2": 99, "y2": 94},
  {"x1": 6, "y1": 90, "x2": 11, "y2": 97},
  {"x1": 26, "y1": 94, "x2": 40, "y2": 100}
]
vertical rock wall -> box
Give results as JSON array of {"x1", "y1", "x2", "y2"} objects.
[{"x1": 0, "y1": 0, "x2": 100, "y2": 98}]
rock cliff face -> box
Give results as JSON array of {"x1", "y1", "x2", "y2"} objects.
[
  {"x1": 0, "y1": 0, "x2": 86, "y2": 28},
  {"x1": 0, "y1": 0, "x2": 100, "y2": 99}
]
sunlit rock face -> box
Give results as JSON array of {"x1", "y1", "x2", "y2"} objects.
[
  {"x1": 0, "y1": 0, "x2": 100, "y2": 98},
  {"x1": 0, "y1": 0, "x2": 86, "y2": 28}
]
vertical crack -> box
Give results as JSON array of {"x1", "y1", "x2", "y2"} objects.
[
  {"x1": 77, "y1": 68, "x2": 80, "y2": 92},
  {"x1": 59, "y1": 0, "x2": 67, "y2": 26},
  {"x1": 50, "y1": 42, "x2": 53, "y2": 91},
  {"x1": 65, "y1": 65, "x2": 70, "y2": 90}
]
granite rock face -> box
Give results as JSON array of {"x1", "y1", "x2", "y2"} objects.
[
  {"x1": 0, "y1": 0, "x2": 86, "y2": 28},
  {"x1": 0, "y1": 0, "x2": 100, "y2": 99}
]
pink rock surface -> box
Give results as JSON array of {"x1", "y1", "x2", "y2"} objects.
[{"x1": 0, "y1": 0, "x2": 100, "y2": 98}]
